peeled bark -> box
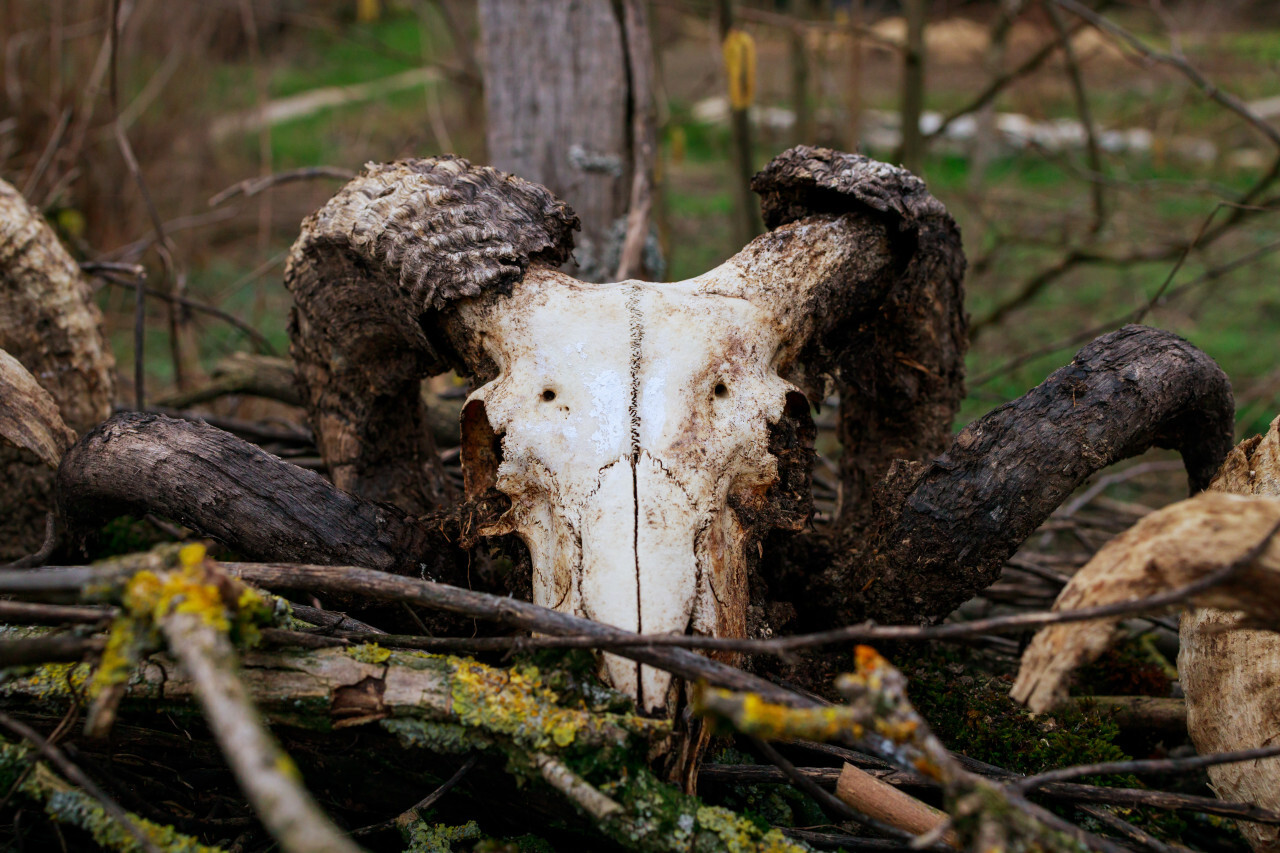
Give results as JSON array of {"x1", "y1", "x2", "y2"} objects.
[
  {"x1": 1180, "y1": 417, "x2": 1280, "y2": 853},
  {"x1": 0, "y1": 178, "x2": 115, "y2": 559}
]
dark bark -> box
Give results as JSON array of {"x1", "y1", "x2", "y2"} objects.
[
  {"x1": 840, "y1": 325, "x2": 1234, "y2": 625},
  {"x1": 54, "y1": 412, "x2": 504, "y2": 585},
  {"x1": 284, "y1": 156, "x2": 577, "y2": 514}
]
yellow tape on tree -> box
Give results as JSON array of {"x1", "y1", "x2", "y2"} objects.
[{"x1": 722, "y1": 29, "x2": 757, "y2": 111}]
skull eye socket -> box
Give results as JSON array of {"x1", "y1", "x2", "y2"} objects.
[
  {"x1": 713, "y1": 382, "x2": 729, "y2": 399},
  {"x1": 541, "y1": 389, "x2": 556, "y2": 402}
]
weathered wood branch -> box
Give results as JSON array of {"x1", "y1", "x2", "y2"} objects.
[
  {"x1": 154, "y1": 352, "x2": 302, "y2": 410},
  {"x1": 55, "y1": 412, "x2": 502, "y2": 586},
  {"x1": 838, "y1": 325, "x2": 1234, "y2": 625},
  {"x1": 158, "y1": 610, "x2": 364, "y2": 853},
  {"x1": 0, "y1": 348, "x2": 75, "y2": 469}
]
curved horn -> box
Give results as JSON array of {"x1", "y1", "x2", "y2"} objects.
[
  {"x1": 285, "y1": 156, "x2": 579, "y2": 512},
  {"x1": 712, "y1": 146, "x2": 967, "y2": 523}
]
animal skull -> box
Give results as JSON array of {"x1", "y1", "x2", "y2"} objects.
[
  {"x1": 453, "y1": 218, "x2": 880, "y2": 712},
  {"x1": 284, "y1": 150, "x2": 952, "y2": 714}
]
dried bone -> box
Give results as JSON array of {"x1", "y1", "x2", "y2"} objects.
[{"x1": 452, "y1": 220, "x2": 873, "y2": 708}]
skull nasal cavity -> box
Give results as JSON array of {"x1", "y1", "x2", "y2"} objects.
[{"x1": 461, "y1": 399, "x2": 503, "y2": 498}]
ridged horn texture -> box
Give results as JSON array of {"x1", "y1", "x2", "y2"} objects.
[
  {"x1": 284, "y1": 155, "x2": 580, "y2": 512},
  {"x1": 744, "y1": 146, "x2": 968, "y2": 523}
]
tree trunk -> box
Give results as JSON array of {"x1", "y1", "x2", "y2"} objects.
[
  {"x1": 0, "y1": 178, "x2": 115, "y2": 561},
  {"x1": 479, "y1": 0, "x2": 655, "y2": 282},
  {"x1": 898, "y1": 0, "x2": 928, "y2": 173},
  {"x1": 717, "y1": 0, "x2": 764, "y2": 247}
]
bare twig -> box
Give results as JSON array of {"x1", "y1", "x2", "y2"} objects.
[
  {"x1": 702, "y1": 763, "x2": 1280, "y2": 826},
  {"x1": 925, "y1": 9, "x2": 1100, "y2": 142},
  {"x1": 1043, "y1": 0, "x2": 1105, "y2": 235},
  {"x1": 971, "y1": 234, "x2": 1280, "y2": 385},
  {"x1": 207, "y1": 166, "x2": 356, "y2": 207},
  {"x1": 4, "y1": 512, "x2": 61, "y2": 569},
  {"x1": 614, "y1": 0, "x2": 656, "y2": 281},
  {"x1": 1016, "y1": 744, "x2": 1280, "y2": 793},
  {"x1": 0, "y1": 710, "x2": 163, "y2": 853},
  {"x1": 1050, "y1": 0, "x2": 1280, "y2": 150},
  {"x1": 0, "y1": 635, "x2": 104, "y2": 667},
  {"x1": 350, "y1": 754, "x2": 479, "y2": 837},
  {"x1": 89, "y1": 268, "x2": 277, "y2": 355},
  {"x1": 750, "y1": 738, "x2": 932, "y2": 847},
  {"x1": 159, "y1": 597, "x2": 364, "y2": 853},
  {"x1": 2, "y1": 553, "x2": 1263, "y2": 661}
]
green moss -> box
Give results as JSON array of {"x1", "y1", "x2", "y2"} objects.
[
  {"x1": 1071, "y1": 636, "x2": 1173, "y2": 698},
  {"x1": 382, "y1": 718, "x2": 492, "y2": 755},
  {"x1": 896, "y1": 645, "x2": 1192, "y2": 844},
  {"x1": 0, "y1": 740, "x2": 224, "y2": 853},
  {"x1": 402, "y1": 818, "x2": 482, "y2": 853},
  {"x1": 707, "y1": 748, "x2": 825, "y2": 830}
]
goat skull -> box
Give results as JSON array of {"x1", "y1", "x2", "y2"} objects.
[
  {"x1": 458, "y1": 268, "x2": 810, "y2": 710},
  {"x1": 285, "y1": 151, "x2": 950, "y2": 713}
]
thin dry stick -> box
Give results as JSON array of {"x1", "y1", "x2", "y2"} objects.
[
  {"x1": 971, "y1": 234, "x2": 1280, "y2": 385},
  {"x1": 700, "y1": 763, "x2": 1280, "y2": 826},
  {"x1": 749, "y1": 738, "x2": 932, "y2": 848},
  {"x1": 1051, "y1": 0, "x2": 1280, "y2": 150},
  {"x1": 0, "y1": 710, "x2": 163, "y2": 853},
  {"x1": 88, "y1": 268, "x2": 277, "y2": 355},
  {"x1": 20, "y1": 106, "x2": 71, "y2": 199},
  {"x1": 108, "y1": 0, "x2": 187, "y2": 391},
  {"x1": 159, "y1": 608, "x2": 364, "y2": 853},
  {"x1": 1016, "y1": 744, "x2": 1280, "y2": 794},
  {"x1": 1076, "y1": 805, "x2": 1180, "y2": 853},
  {"x1": 0, "y1": 635, "x2": 104, "y2": 667},
  {"x1": 1043, "y1": 0, "x2": 1105, "y2": 235},
  {"x1": 614, "y1": 0, "x2": 656, "y2": 281},
  {"x1": 925, "y1": 7, "x2": 1100, "y2": 142},
  {"x1": 4, "y1": 552, "x2": 1265, "y2": 661},
  {"x1": 350, "y1": 754, "x2": 479, "y2": 837},
  {"x1": 208, "y1": 167, "x2": 357, "y2": 207}
]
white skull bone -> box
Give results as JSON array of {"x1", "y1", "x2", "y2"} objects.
[{"x1": 455, "y1": 229, "x2": 854, "y2": 712}]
